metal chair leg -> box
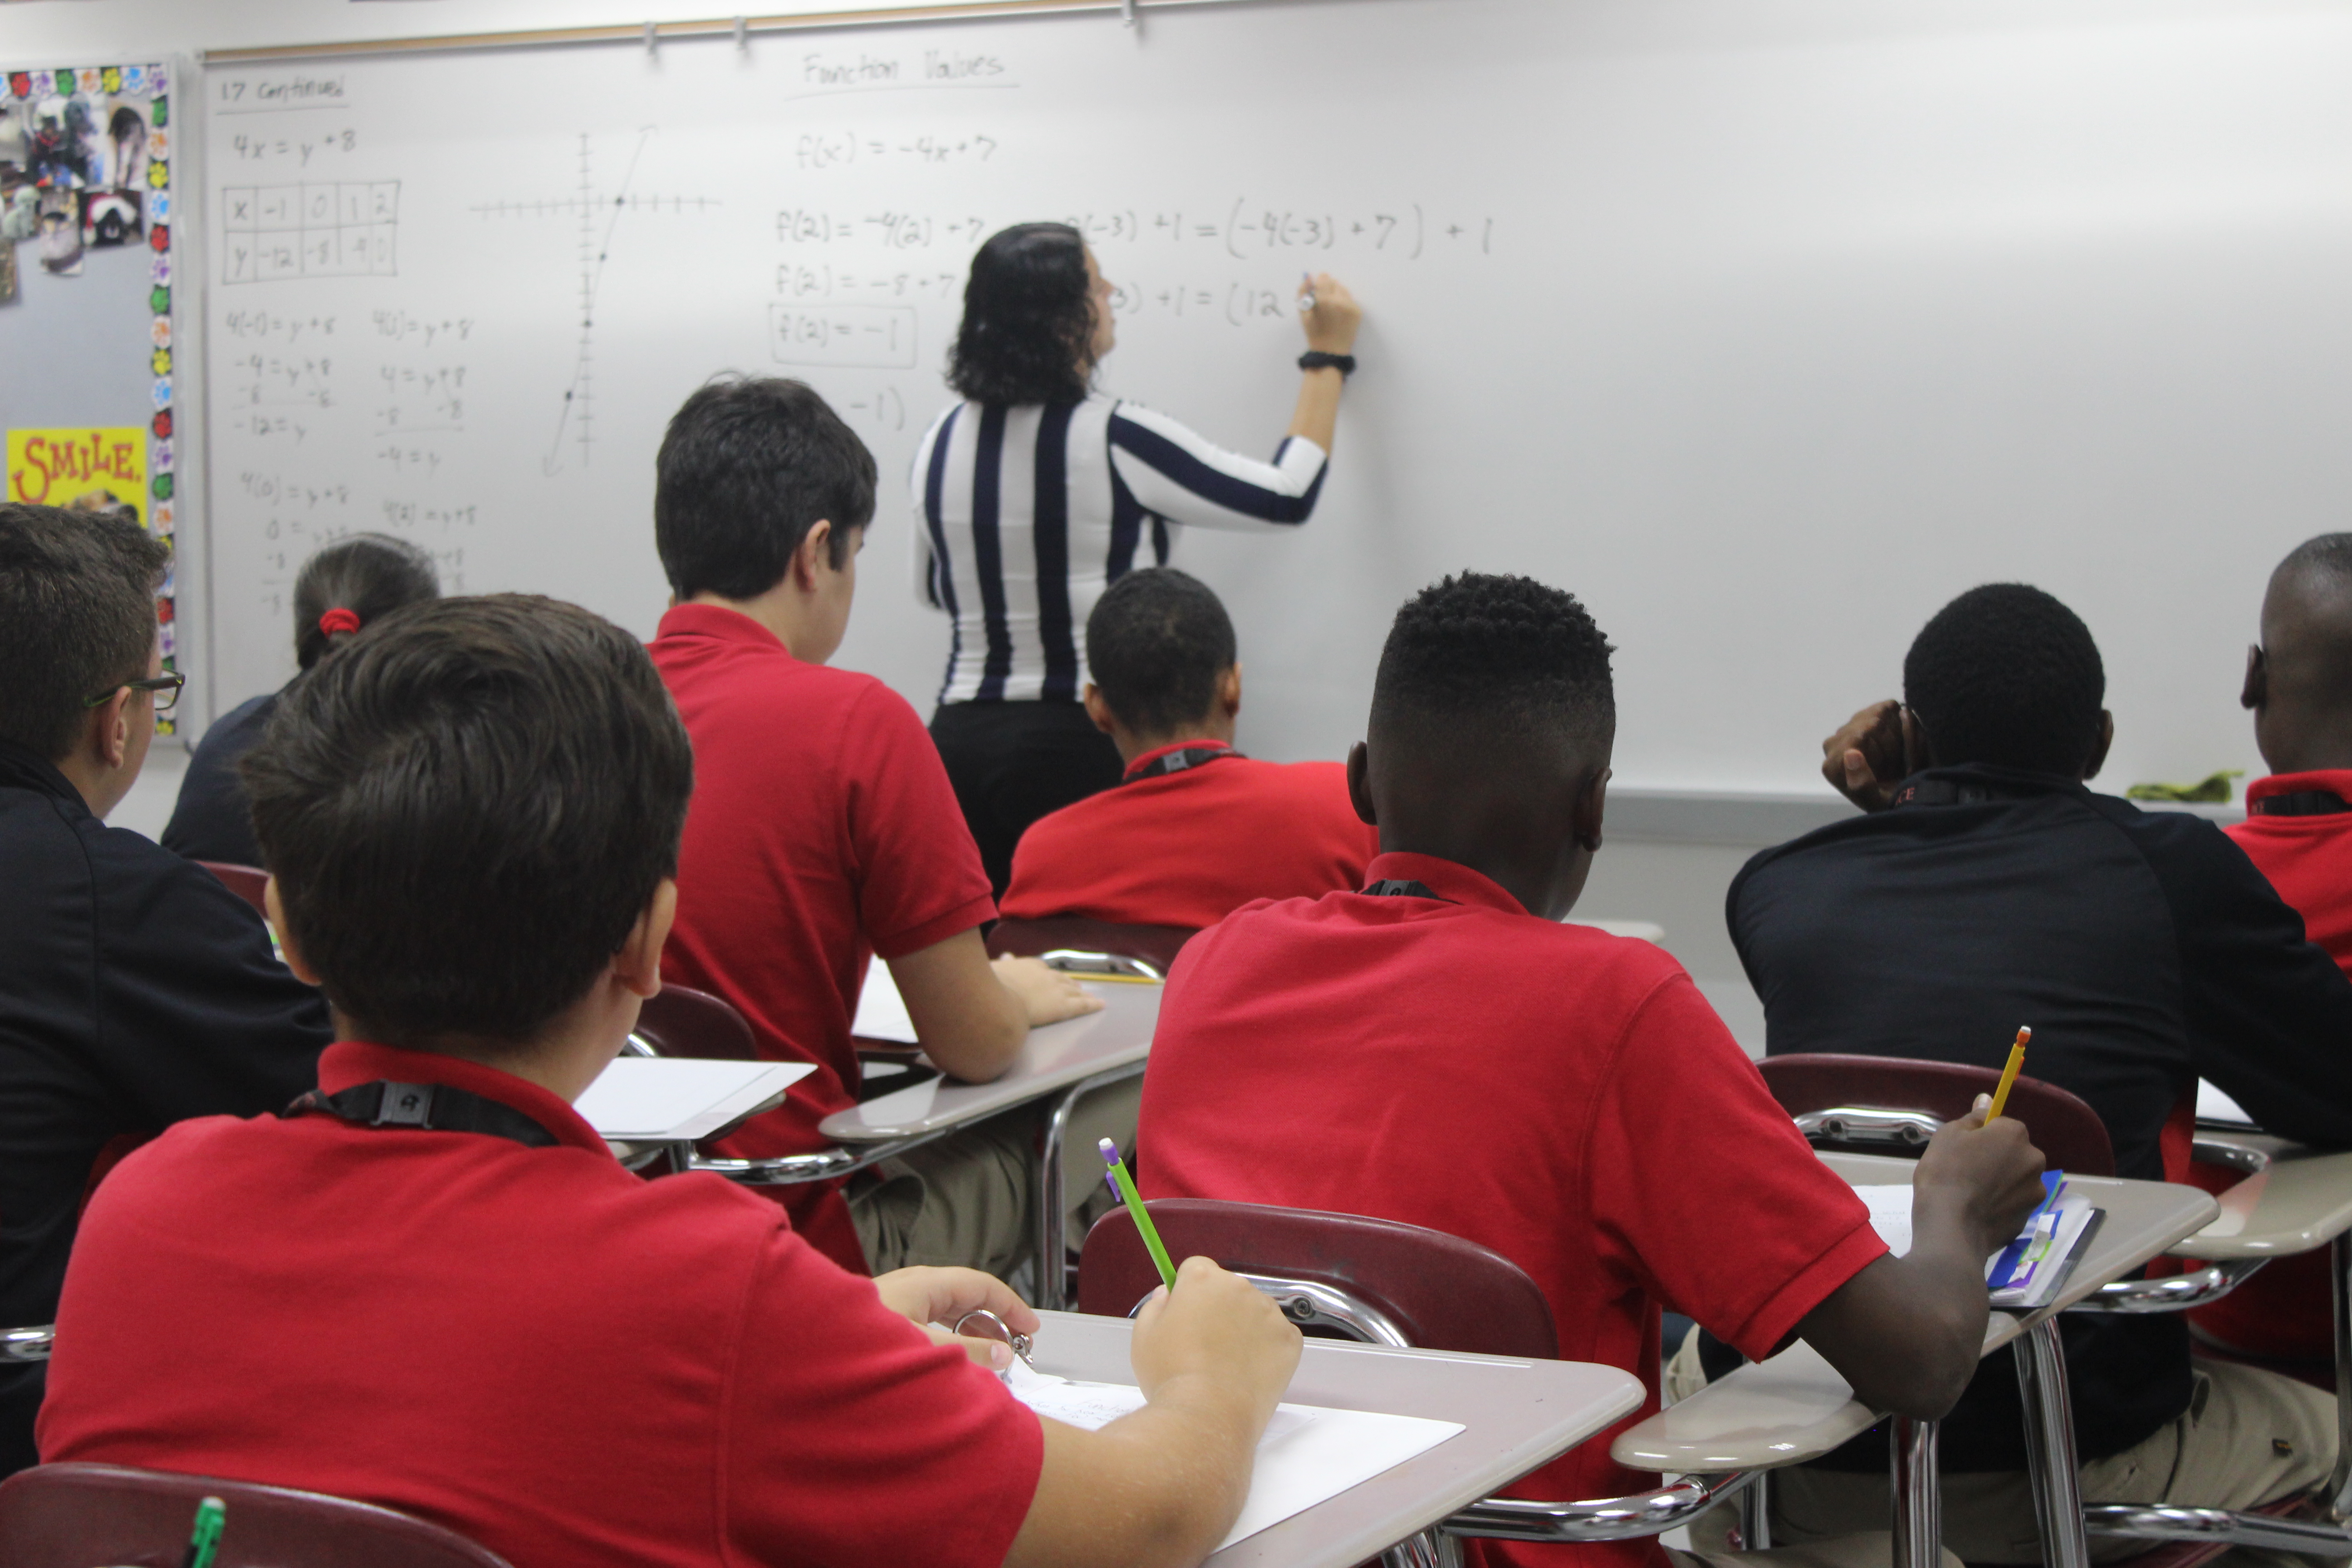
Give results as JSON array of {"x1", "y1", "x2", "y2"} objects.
[
  {"x1": 1381, "y1": 1528, "x2": 1465, "y2": 1567},
  {"x1": 1034, "y1": 1062, "x2": 1147, "y2": 1313},
  {"x1": 1735, "y1": 1465, "x2": 1772, "y2": 1551},
  {"x1": 1891, "y1": 1416, "x2": 1941, "y2": 1568},
  {"x1": 2332, "y1": 1232, "x2": 2352, "y2": 1520},
  {"x1": 2014, "y1": 1317, "x2": 2089, "y2": 1568}
]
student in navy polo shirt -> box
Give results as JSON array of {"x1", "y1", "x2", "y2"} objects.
[
  {"x1": 1138, "y1": 571, "x2": 2049, "y2": 1568},
  {"x1": 0, "y1": 503, "x2": 327, "y2": 1478},
  {"x1": 2198, "y1": 534, "x2": 2352, "y2": 1359},
  {"x1": 647, "y1": 377, "x2": 1102, "y2": 1278},
  {"x1": 1001, "y1": 568, "x2": 1377, "y2": 931},
  {"x1": 39, "y1": 593, "x2": 1305, "y2": 1568},
  {"x1": 1728, "y1": 583, "x2": 2352, "y2": 1561}
]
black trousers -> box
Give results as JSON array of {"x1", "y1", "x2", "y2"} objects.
[{"x1": 930, "y1": 700, "x2": 1124, "y2": 898}]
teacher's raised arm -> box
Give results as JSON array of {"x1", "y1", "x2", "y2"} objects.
[{"x1": 912, "y1": 221, "x2": 1364, "y2": 896}]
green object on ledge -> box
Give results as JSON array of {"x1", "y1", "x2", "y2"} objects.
[{"x1": 2125, "y1": 770, "x2": 2243, "y2": 804}]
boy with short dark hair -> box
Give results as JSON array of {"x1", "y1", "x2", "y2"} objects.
[
  {"x1": 39, "y1": 593, "x2": 1303, "y2": 1568},
  {"x1": 1730, "y1": 581, "x2": 2352, "y2": 1558},
  {"x1": 1139, "y1": 571, "x2": 2048, "y2": 1568},
  {"x1": 2195, "y1": 534, "x2": 2352, "y2": 1357},
  {"x1": 1001, "y1": 568, "x2": 1377, "y2": 930},
  {"x1": 0, "y1": 502, "x2": 326, "y2": 1476},
  {"x1": 649, "y1": 377, "x2": 1100, "y2": 1277}
]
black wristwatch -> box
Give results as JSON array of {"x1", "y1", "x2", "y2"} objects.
[{"x1": 1298, "y1": 351, "x2": 1356, "y2": 377}]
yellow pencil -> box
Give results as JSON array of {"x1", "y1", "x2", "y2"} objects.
[{"x1": 1986, "y1": 1027, "x2": 2032, "y2": 1120}]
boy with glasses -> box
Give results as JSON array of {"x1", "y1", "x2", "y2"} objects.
[{"x1": 0, "y1": 502, "x2": 327, "y2": 1476}]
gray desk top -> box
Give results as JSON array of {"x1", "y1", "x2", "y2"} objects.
[
  {"x1": 1613, "y1": 1156, "x2": 2219, "y2": 1472},
  {"x1": 1027, "y1": 1309, "x2": 1642, "y2": 1568},
  {"x1": 2171, "y1": 1134, "x2": 2352, "y2": 1259},
  {"x1": 819, "y1": 980, "x2": 1160, "y2": 1143}
]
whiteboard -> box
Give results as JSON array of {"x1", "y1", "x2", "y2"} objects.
[{"x1": 200, "y1": 0, "x2": 2352, "y2": 796}]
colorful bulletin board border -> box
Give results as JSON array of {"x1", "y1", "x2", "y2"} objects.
[{"x1": 2, "y1": 63, "x2": 178, "y2": 732}]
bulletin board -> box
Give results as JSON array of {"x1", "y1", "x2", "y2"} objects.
[{"x1": 0, "y1": 60, "x2": 188, "y2": 735}]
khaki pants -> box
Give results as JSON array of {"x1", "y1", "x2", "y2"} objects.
[
  {"x1": 1669, "y1": 1334, "x2": 2339, "y2": 1568},
  {"x1": 848, "y1": 1076, "x2": 1142, "y2": 1280}
]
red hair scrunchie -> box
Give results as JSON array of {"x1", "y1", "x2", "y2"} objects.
[{"x1": 317, "y1": 608, "x2": 363, "y2": 637}]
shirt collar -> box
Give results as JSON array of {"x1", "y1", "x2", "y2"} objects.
[
  {"x1": 317, "y1": 1041, "x2": 612, "y2": 1157},
  {"x1": 2247, "y1": 770, "x2": 2352, "y2": 809},
  {"x1": 0, "y1": 737, "x2": 86, "y2": 810},
  {"x1": 1359, "y1": 851, "x2": 1530, "y2": 916},
  {"x1": 1889, "y1": 762, "x2": 2092, "y2": 805},
  {"x1": 1122, "y1": 738, "x2": 1235, "y2": 782},
  {"x1": 654, "y1": 602, "x2": 794, "y2": 657}
]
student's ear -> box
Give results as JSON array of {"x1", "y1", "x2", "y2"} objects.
[
  {"x1": 1081, "y1": 684, "x2": 1118, "y2": 736},
  {"x1": 1346, "y1": 741, "x2": 1377, "y2": 826},
  {"x1": 614, "y1": 878, "x2": 678, "y2": 1001},
  {"x1": 792, "y1": 519, "x2": 835, "y2": 591},
  {"x1": 81, "y1": 685, "x2": 135, "y2": 771},
  {"x1": 1219, "y1": 662, "x2": 1243, "y2": 719},
  {"x1": 2242, "y1": 644, "x2": 2267, "y2": 713},
  {"x1": 1573, "y1": 766, "x2": 1611, "y2": 853},
  {"x1": 262, "y1": 876, "x2": 325, "y2": 989},
  {"x1": 2083, "y1": 711, "x2": 2115, "y2": 782}
]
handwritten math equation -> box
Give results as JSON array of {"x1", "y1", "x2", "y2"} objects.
[
  {"x1": 220, "y1": 311, "x2": 337, "y2": 345},
  {"x1": 776, "y1": 200, "x2": 1493, "y2": 263},
  {"x1": 793, "y1": 128, "x2": 998, "y2": 171},
  {"x1": 226, "y1": 127, "x2": 358, "y2": 167}
]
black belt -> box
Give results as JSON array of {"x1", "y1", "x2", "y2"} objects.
[
  {"x1": 1124, "y1": 744, "x2": 1242, "y2": 784},
  {"x1": 282, "y1": 1080, "x2": 560, "y2": 1150},
  {"x1": 2250, "y1": 790, "x2": 2352, "y2": 818}
]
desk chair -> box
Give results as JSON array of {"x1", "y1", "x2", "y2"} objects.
[
  {"x1": 194, "y1": 861, "x2": 270, "y2": 921},
  {"x1": 1080, "y1": 1197, "x2": 1768, "y2": 1568},
  {"x1": 191, "y1": 865, "x2": 269, "y2": 926},
  {"x1": 0, "y1": 1462, "x2": 513, "y2": 1567},
  {"x1": 986, "y1": 914, "x2": 1196, "y2": 975},
  {"x1": 1761, "y1": 1056, "x2": 2288, "y2": 1568}
]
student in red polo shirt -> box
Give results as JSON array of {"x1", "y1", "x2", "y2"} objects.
[
  {"x1": 1137, "y1": 572, "x2": 2049, "y2": 1568},
  {"x1": 1001, "y1": 568, "x2": 1377, "y2": 931},
  {"x1": 648, "y1": 377, "x2": 1102, "y2": 1277},
  {"x1": 2201, "y1": 533, "x2": 2352, "y2": 1359},
  {"x1": 39, "y1": 593, "x2": 1303, "y2": 1568}
]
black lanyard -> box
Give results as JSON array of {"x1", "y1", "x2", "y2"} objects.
[
  {"x1": 1362, "y1": 878, "x2": 1453, "y2": 902},
  {"x1": 2251, "y1": 790, "x2": 2352, "y2": 818},
  {"x1": 282, "y1": 1080, "x2": 561, "y2": 1150},
  {"x1": 1124, "y1": 745, "x2": 1243, "y2": 784}
]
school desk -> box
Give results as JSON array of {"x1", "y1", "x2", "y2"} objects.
[
  {"x1": 1025, "y1": 1307, "x2": 1643, "y2": 1568},
  {"x1": 1612, "y1": 1156, "x2": 2219, "y2": 1568}
]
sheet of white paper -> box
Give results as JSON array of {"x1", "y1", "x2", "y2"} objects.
[
  {"x1": 1003, "y1": 1361, "x2": 1461, "y2": 1550},
  {"x1": 850, "y1": 954, "x2": 919, "y2": 1044},
  {"x1": 573, "y1": 1058, "x2": 808, "y2": 1141},
  {"x1": 1857, "y1": 1184, "x2": 1913, "y2": 1257},
  {"x1": 2197, "y1": 1079, "x2": 2256, "y2": 1127}
]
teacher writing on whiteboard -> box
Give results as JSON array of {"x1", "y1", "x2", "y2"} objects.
[{"x1": 915, "y1": 220, "x2": 1362, "y2": 895}]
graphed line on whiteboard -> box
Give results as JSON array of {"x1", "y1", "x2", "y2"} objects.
[{"x1": 472, "y1": 129, "x2": 720, "y2": 473}]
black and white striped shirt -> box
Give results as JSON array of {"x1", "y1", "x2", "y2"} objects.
[{"x1": 912, "y1": 393, "x2": 1330, "y2": 705}]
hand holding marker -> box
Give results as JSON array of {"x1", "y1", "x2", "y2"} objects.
[{"x1": 1102, "y1": 1137, "x2": 1177, "y2": 1291}]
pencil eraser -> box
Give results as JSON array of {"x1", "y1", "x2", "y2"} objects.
[{"x1": 1098, "y1": 1137, "x2": 1120, "y2": 1164}]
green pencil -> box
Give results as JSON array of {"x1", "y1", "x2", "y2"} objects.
[
  {"x1": 1100, "y1": 1137, "x2": 1176, "y2": 1291},
  {"x1": 181, "y1": 1495, "x2": 225, "y2": 1568}
]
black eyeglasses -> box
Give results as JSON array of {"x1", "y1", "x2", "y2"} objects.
[{"x1": 84, "y1": 671, "x2": 186, "y2": 714}]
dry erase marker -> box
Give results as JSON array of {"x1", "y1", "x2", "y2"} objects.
[
  {"x1": 1298, "y1": 271, "x2": 1316, "y2": 313},
  {"x1": 181, "y1": 1495, "x2": 225, "y2": 1568},
  {"x1": 1101, "y1": 1137, "x2": 1177, "y2": 1290},
  {"x1": 1986, "y1": 1027, "x2": 2032, "y2": 1121}
]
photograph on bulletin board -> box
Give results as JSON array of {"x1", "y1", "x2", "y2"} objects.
[{"x1": 0, "y1": 62, "x2": 179, "y2": 733}]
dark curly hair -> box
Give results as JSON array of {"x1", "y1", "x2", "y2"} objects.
[
  {"x1": 947, "y1": 223, "x2": 1094, "y2": 407},
  {"x1": 1903, "y1": 583, "x2": 2104, "y2": 776},
  {"x1": 1087, "y1": 568, "x2": 1236, "y2": 736},
  {"x1": 1371, "y1": 571, "x2": 1616, "y2": 751}
]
